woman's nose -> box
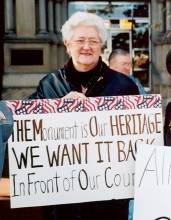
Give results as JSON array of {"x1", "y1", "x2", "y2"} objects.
[{"x1": 82, "y1": 41, "x2": 91, "y2": 49}]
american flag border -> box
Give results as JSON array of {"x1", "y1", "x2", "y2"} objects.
[{"x1": 5, "y1": 94, "x2": 162, "y2": 115}]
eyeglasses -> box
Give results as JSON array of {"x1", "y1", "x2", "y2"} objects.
[
  {"x1": 122, "y1": 62, "x2": 132, "y2": 67},
  {"x1": 71, "y1": 39, "x2": 101, "y2": 48}
]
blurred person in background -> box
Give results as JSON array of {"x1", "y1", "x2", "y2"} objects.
[
  {"x1": 164, "y1": 49, "x2": 171, "y2": 146},
  {"x1": 108, "y1": 49, "x2": 146, "y2": 95},
  {"x1": 0, "y1": 102, "x2": 13, "y2": 179}
]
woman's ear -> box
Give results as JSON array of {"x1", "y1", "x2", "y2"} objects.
[
  {"x1": 64, "y1": 40, "x2": 68, "y2": 47},
  {"x1": 64, "y1": 40, "x2": 71, "y2": 56}
]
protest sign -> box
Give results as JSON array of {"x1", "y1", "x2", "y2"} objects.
[
  {"x1": 133, "y1": 144, "x2": 171, "y2": 220},
  {"x1": 6, "y1": 94, "x2": 163, "y2": 208}
]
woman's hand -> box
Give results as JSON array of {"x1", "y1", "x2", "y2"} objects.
[{"x1": 62, "y1": 91, "x2": 87, "y2": 99}]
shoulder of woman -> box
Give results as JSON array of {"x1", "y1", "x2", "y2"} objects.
[
  {"x1": 105, "y1": 66, "x2": 136, "y2": 84},
  {"x1": 40, "y1": 68, "x2": 65, "y2": 82}
]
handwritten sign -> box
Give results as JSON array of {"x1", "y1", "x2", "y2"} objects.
[
  {"x1": 133, "y1": 144, "x2": 171, "y2": 220},
  {"x1": 6, "y1": 95, "x2": 164, "y2": 208}
]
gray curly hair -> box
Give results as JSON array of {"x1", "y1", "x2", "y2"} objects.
[{"x1": 61, "y1": 11, "x2": 107, "y2": 46}]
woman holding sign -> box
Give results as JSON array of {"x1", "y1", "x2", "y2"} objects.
[{"x1": 29, "y1": 11, "x2": 139, "y2": 220}]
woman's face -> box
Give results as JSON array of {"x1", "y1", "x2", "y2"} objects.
[{"x1": 65, "y1": 25, "x2": 102, "y2": 72}]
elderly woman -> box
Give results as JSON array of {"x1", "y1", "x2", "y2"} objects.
[
  {"x1": 30, "y1": 12, "x2": 138, "y2": 100},
  {"x1": 30, "y1": 11, "x2": 139, "y2": 220}
]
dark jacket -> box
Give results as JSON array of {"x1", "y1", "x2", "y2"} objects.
[
  {"x1": 164, "y1": 102, "x2": 171, "y2": 146},
  {"x1": 29, "y1": 59, "x2": 139, "y2": 99},
  {"x1": 29, "y1": 58, "x2": 139, "y2": 220}
]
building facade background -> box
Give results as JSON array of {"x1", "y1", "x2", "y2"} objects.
[
  {"x1": 2, "y1": 0, "x2": 171, "y2": 108},
  {"x1": 1, "y1": 1, "x2": 171, "y2": 218}
]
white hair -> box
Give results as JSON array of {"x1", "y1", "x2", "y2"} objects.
[{"x1": 61, "y1": 11, "x2": 107, "y2": 45}]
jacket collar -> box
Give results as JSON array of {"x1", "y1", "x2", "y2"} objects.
[{"x1": 63, "y1": 58, "x2": 105, "y2": 95}]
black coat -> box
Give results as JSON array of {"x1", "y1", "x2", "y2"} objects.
[
  {"x1": 29, "y1": 60, "x2": 139, "y2": 99},
  {"x1": 164, "y1": 102, "x2": 171, "y2": 146},
  {"x1": 29, "y1": 59, "x2": 139, "y2": 220}
]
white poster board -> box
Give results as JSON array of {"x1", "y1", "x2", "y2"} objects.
[
  {"x1": 134, "y1": 144, "x2": 171, "y2": 220},
  {"x1": 6, "y1": 95, "x2": 164, "y2": 208}
]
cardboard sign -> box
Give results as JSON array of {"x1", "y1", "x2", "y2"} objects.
[
  {"x1": 6, "y1": 95, "x2": 164, "y2": 208},
  {"x1": 134, "y1": 144, "x2": 171, "y2": 220}
]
